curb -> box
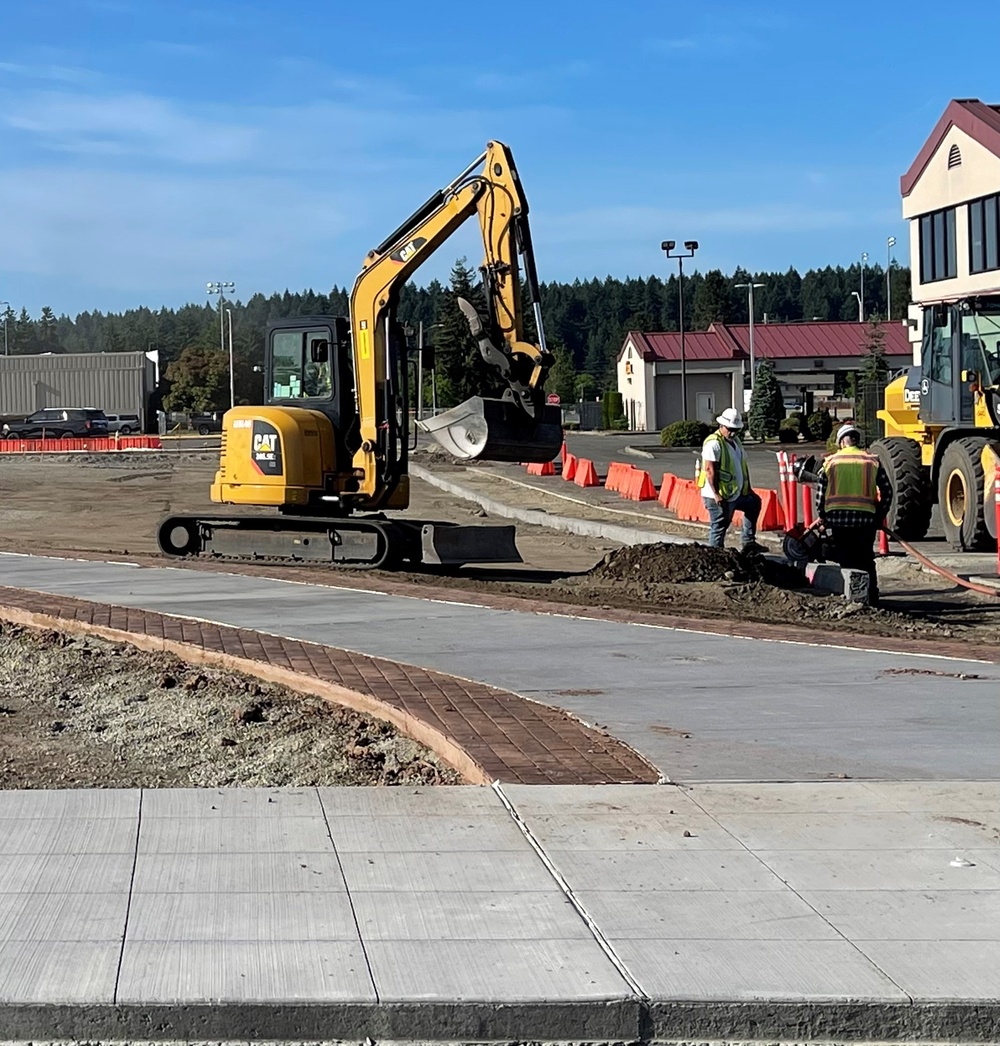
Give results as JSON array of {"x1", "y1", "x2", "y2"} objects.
[
  {"x1": 410, "y1": 463, "x2": 687, "y2": 547},
  {"x1": 0, "y1": 602, "x2": 489, "y2": 787},
  {"x1": 0, "y1": 590, "x2": 659, "y2": 786}
]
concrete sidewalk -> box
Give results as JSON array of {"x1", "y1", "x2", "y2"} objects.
[{"x1": 2, "y1": 782, "x2": 998, "y2": 1042}]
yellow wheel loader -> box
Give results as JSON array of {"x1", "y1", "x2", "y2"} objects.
[
  {"x1": 157, "y1": 141, "x2": 561, "y2": 568},
  {"x1": 873, "y1": 297, "x2": 1000, "y2": 549}
]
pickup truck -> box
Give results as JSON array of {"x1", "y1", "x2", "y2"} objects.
[{"x1": 2, "y1": 408, "x2": 110, "y2": 439}]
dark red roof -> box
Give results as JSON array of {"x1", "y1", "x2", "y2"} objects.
[
  {"x1": 719, "y1": 321, "x2": 912, "y2": 359},
  {"x1": 627, "y1": 330, "x2": 736, "y2": 362},
  {"x1": 901, "y1": 98, "x2": 1000, "y2": 197},
  {"x1": 624, "y1": 321, "x2": 912, "y2": 363}
]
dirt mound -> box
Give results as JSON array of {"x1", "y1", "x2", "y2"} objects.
[{"x1": 592, "y1": 542, "x2": 801, "y2": 587}]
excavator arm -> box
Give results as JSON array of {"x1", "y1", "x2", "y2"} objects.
[{"x1": 348, "y1": 140, "x2": 561, "y2": 504}]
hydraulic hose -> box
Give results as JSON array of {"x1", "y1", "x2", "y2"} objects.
[{"x1": 885, "y1": 528, "x2": 1000, "y2": 597}]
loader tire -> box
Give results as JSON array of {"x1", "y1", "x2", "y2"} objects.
[
  {"x1": 938, "y1": 436, "x2": 991, "y2": 550},
  {"x1": 871, "y1": 437, "x2": 931, "y2": 541}
]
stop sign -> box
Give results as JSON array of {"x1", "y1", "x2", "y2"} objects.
[{"x1": 546, "y1": 393, "x2": 561, "y2": 405}]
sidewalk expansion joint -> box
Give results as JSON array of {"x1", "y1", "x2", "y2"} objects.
[
  {"x1": 491, "y1": 780, "x2": 648, "y2": 1001},
  {"x1": 112, "y1": 787, "x2": 143, "y2": 1005}
]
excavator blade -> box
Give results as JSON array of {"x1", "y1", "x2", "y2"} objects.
[{"x1": 417, "y1": 397, "x2": 562, "y2": 463}]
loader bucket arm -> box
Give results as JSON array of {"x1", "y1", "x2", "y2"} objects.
[{"x1": 348, "y1": 141, "x2": 559, "y2": 506}]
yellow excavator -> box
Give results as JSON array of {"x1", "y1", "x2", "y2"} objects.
[
  {"x1": 873, "y1": 296, "x2": 1000, "y2": 549},
  {"x1": 157, "y1": 141, "x2": 562, "y2": 568}
]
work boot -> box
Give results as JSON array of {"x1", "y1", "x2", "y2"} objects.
[{"x1": 740, "y1": 540, "x2": 768, "y2": 557}]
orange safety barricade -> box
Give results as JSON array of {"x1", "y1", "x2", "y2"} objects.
[
  {"x1": 658, "y1": 472, "x2": 678, "y2": 508},
  {"x1": 757, "y1": 489, "x2": 786, "y2": 531},
  {"x1": 574, "y1": 458, "x2": 600, "y2": 487},
  {"x1": 622, "y1": 469, "x2": 657, "y2": 501},
  {"x1": 560, "y1": 441, "x2": 568, "y2": 464},
  {"x1": 526, "y1": 461, "x2": 555, "y2": 476},
  {"x1": 562, "y1": 453, "x2": 577, "y2": 481},
  {"x1": 605, "y1": 461, "x2": 634, "y2": 493}
]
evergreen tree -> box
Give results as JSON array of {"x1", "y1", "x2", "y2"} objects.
[
  {"x1": 691, "y1": 269, "x2": 734, "y2": 328},
  {"x1": 747, "y1": 358, "x2": 784, "y2": 440},
  {"x1": 855, "y1": 318, "x2": 889, "y2": 442},
  {"x1": 432, "y1": 259, "x2": 493, "y2": 407}
]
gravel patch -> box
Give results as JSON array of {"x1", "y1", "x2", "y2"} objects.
[{"x1": 0, "y1": 623, "x2": 462, "y2": 789}]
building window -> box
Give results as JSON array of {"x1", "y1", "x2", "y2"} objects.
[
  {"x1": 969, "y1": 193, "x2": 1000, "y2": 274},
  {"x1": 919, "y1": 207, "x2": 957, "y2": 283}
]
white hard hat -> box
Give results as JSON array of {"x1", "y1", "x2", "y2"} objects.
[
  {"x1": 716, "y1": 407, "x2": 744, "y2": 430},
  {"x1": 836, "y1": 423, "x2": 861, "y2": 443}
]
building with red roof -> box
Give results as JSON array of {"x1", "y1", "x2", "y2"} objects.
[{"x1": 618, "y1": 321, "x2": 912, "y2": 431}]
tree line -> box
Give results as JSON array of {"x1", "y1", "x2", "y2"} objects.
[{"x1": 0, "y1": 259, "x2": 912, "y2": 411}]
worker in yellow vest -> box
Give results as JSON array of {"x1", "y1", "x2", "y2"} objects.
[
  {"x1": 818, "y1": 423, "x2": 892, "y2": 603},
  {"x1": 697, "y1": 408, "x2": 763, "y2": 551}
]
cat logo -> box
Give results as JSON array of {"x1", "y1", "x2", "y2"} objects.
[
  {"x1": 250, "y1": 420, "x2": 283, "y2": 476},
  {"x1": 389, "y1": 236, "x2": 427, "y2": 264}
]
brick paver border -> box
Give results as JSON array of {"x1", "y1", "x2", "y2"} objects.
[{"x1": 0, "y1": 586, "x2": 658, "y2": 786}]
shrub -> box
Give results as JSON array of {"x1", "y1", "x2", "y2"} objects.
[
  {"x1": 778, "y1": 425, "x2": 800, "y2": 444},
  {"x1": 787, "y1": 411, "x2": 811, "y2": 440},
  {"x1": 660, "y1": 420, "x2": 710, "y2": 447},
  {"x1": 826, "y1": 432, "x2": 840, "y2": 453},
  {"x1": 807, "y1": 409, "x2": 833, "y2": 441},
  {"x1": 601, "y1": 391, "x2": 624, "y2": 430}
]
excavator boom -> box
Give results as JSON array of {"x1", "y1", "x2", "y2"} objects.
[{"x1": 348, "y1": 141, "x2": 561, "y2": 502}]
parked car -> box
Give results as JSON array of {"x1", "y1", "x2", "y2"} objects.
[
  {"x1": 190, "y1": 412, "x2": 224, "y2": 436},
  {"x1": 105, "y1": 413, "x2": 141, "y2": 435},
  {"x1": 2, "y1": 408, "x2": 109, "y2": 440}
]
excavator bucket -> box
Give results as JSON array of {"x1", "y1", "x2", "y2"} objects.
[{"x1": 417, "y1": 397, "x2": 562, "y2": 463}]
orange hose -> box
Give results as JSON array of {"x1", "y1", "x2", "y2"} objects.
[{"x1": 885, "y1": 529, "x2": 1000, "y2": 597}]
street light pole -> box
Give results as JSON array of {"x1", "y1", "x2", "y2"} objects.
[
  {"x1": 420, "y1": 321, "x2": 445, "y2": 417},
  {"x1": 206, "y1": 280, "x2": 235, "y2": 409},
  {"x1": 0, "y1": 302, "x2": 8, "y2": 356},
  {"x1": 886, "y1": 236, "x2": 896, "y2": 321},
  {"x1": 851, "y1": 291, "x2": 863, "y2": 323},
  {"x1": 225, "y1": 308, "x2": 235, "y2": 410},
  {"x1": 661, "y1": 240, "x2": 699, "y2": 421},
  {"x1": 859, "y1": 253, "x2": 868, "y2": 322},
  {"x1": 735, "y1": 281, "x2": 765, "y2": 397}
]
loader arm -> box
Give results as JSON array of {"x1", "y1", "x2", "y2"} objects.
[{"x1": 348, "y1": 140, "x2": 557, "y2": 503}]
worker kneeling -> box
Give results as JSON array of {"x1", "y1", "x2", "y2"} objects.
[
  {"x1": 697, "y1": 408, "x2": 762, "y2": 551},
  {"x1": 818, "y1": 424, "x2": 892, "y2": 604}
]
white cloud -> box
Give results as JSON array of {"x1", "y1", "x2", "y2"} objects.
[
  {"x1": 3, "y1": 90, "x2": 260, "y2": 164},
  {"x1": 0, "y1": 166, "x2": 355, "y2": 297}
]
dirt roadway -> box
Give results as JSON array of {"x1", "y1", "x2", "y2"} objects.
[{"x1": 0, "y1": 452, "x2": 998, "y2": 651}]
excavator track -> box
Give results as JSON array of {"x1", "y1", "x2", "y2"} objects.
[{"x1": 156, "y1": 514, "x2": 521, "y2": 569}]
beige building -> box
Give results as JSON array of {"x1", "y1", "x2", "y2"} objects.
[
  {"x1": 618, "y1": 323, "x2": 912, "y2": 432},
  {"x1": 901, "y1": 98, "x2": 1000, "y2": 361}
]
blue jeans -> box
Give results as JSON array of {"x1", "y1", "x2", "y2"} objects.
[{"x1": 706, "y1": 491, "x2": 762, "y2": 548}]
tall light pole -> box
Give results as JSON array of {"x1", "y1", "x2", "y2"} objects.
[
  {"x1": 0, "y1": 302, "x2": 8, "y2": 356},
  {"x1": 735, "y1": 280, "x2": 765, "y2": 398},
  {"x1": 206, "y1": 281, "x2": 235, "y2": 409},
  {"x1": 419, "y1": 321, "x2": 446, "y2": 417},
  {"x1": 859, "y1": 252, "x2": 868, "y2": 322},
  {"x1": 886, "y1": 236, "x2": 896, "y2": 321},
  {"x1": 851, "y1": 291, "x2": 863, "y2": 323},
  {"x1": 661, "y1": 239, "x2": 699, "y2": 421},
  {"x1": 225, "y1": 308, "x2": 235, "y2": 409}
]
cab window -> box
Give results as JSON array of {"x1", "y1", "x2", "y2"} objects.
[{"x1": 270, "y1": 330, "x2": 333, "y2": 400}]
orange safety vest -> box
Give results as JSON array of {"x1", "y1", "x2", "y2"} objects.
[{"x1": 822, "y1": 445, "x2": 879, "y2": 514}]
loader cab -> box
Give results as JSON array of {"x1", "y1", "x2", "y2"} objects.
[
  {"x1": 265, "y1": 315, "x2": 358, "y2": 457},
  {"x1": 919, "y1": 299, "x2": 1000, "y2": 427}
]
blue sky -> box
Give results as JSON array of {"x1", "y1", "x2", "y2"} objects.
[{"x1": 1, "y1": 0, "x2": 997, "y2": 316}]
